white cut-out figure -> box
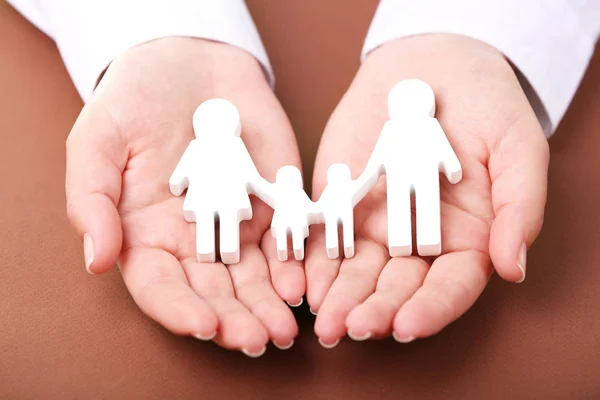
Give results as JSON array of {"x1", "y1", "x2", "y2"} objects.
[
  {"x1": 354, "y1": 79, "x2": 462, "y2": 257},
  {"x1": 270, "y1": 166, "x2": 319, "y2": 261},
  {"x1": 316, "y1": 164, "x2": 356, "y2": 259},
  {"x1": 169, "y1": 99, "x2": 275, "y2": 265}
]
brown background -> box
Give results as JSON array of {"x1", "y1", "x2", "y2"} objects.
[{"x1": 1, "y1": 0, "x2": 599, "y2": 398}]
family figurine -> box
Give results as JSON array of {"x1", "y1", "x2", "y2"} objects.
[{"x1": 169, "y1": 79, "x2": 462, "y2": 264}]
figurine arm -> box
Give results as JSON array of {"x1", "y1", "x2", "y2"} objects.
[
  {"x1": 351, "y1": 127, "x2": 387, "y2": 206},
  {"x1": 431, "y1": 119, "x2": 462, "y2": 184},
  {"x1": 307, "y1": 193, "x2": 325, "y2": 225},
  {"x1": 236, "y1": 140, "x2": 276, "y2": 208},
  {"x1": 249, "y1": 174, "x2": 276, "y2": 209},
  {"x1": 352, "y1": 168, "x2": 382, "y2": 207},
  {"x1": 169, "y1": 141, "x2": 194, "y2": 196}
]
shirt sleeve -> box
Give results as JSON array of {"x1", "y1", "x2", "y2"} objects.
[
  {"x1": 6, "y1": 0, "x2": 274, "y2": 102},
  {"x1": 361, "y1": 0, "x2": 600, "y2": 137}
]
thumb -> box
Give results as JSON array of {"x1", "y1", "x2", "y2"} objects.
[
  {"x1": 65, "y1": 104, "x2": 127, "y2": 274},
  {"x1": 488, "y1": 116, "x2": 550, "y2": 283}
]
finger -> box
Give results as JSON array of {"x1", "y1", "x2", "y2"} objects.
[
  {"x1": 313, "y1": 239, "x2": 388, "y2": 347},
  {"x1": 119, "y1": 247, "x2": 218, "y2": 339},
  {"x1": 65, "y1": 104, "x2": 127, "y2": 274},
  {"x1": 229, "y1": 244, "x2": 298, "y2": 351},
  {"x1": 304, "y1": 224, "x2": 343, "y2": 314},
  {"x1": 345, "y1": 257, "x2": 429, "y2": 341},
  {"x1": 393, "y1": 250, "x2": 492, "y2": 342},
  {"x1": 488, "y1": 117, "x2": 549, "y2": 283},
  {"x1": 261, "y1": 230, "x2": 306, "y2": 307},
  {"x1": 181, "y1": 257, "x2": 269, "y2": 357}
]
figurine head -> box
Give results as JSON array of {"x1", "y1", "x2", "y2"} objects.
[
  {"x1": 276, "y1": 165, "x2": 303, "y2": 188},
  {"x1": 192, "y1": 98, "x2": 242, "y2": 138},
  {"x1": 387, "y1": 79, "x2": 436, "y2": 120},
  {"x1": 327, "y1": 163, "x2": 351, "y2": 183}
]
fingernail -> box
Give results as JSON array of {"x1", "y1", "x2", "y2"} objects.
[
  {"x1": 392, "y1": 332, "x2": 415, "y2": 343},
  {"x1": 348, "y1": 331, "x2": 372, "y2": 341},
  {"x1": 318, "y1": 337, "x2": 339, "y2": 349},
  {"x1": 287, "y1": 298, "x2": 303, "y2": 307},
  {"x1": 273, "y1": 339, "x2": 294, "y2": 350},
  {"x1": 83, "y1": 233, "x2": 94, "y2": 274},
  {"x1": 309, "y1": 307, "x2": 318, "y2": 316},
  {"x1": 193, "y1": 332, "x2": 216, "y2": 341},
  {"x1": 516, "y1": 242, "x2": 527, "y2": 283},
  {"x1": 242, "y1": 346, "x2": 267, "y2": 358}
]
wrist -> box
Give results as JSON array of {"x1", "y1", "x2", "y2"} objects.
[
  {"x1": 98, "y1": 37, "x2": 269, "y2": 92},
  {"x1": 361, "y1": 33, "x2": 516, "y2": 88},
  {"x1": 353, "y1": 33, "x2": 543, "y2": 151}
]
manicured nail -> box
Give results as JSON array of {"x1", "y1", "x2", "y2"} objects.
[
  {"x1": 392, "y1": 332, "x2": 415, "y2": 343},
  {"x1": 318, "y1": 337, "x2": 339, "y2": 349},
  {"x1": 517, "y1": 242, "x2": 527, "y2": 283},
  {"x1": 193, "y1": 332, "x2": 216, "y2": 341},
  {"x1": 309, "y1": 307, "x2": 318, "y2": 316},
  {"x1": 287, "y1": 298, "x2": 303, "y2": 307},
  {"x1": 83, "y1": 233, "x2": 94, "y2": 274},
  {"x1": 348, "y1": 331, "x2": 372, "y2": 341},
  {"x1": 242, "y1": 346, "x2": 267, "y2": 358},
  {"x1": 273, "y1": 339, "x2": 294, "y2": 350}
]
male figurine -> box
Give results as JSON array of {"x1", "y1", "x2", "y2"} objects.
[
  {"x1": 169, "y1": 98, "x2": 274, "y2": 265},
  {"x1": 316, "y1": 164, "x2": 356, "y2": 259},
  {"x1": 270, "y1": 166, "x2": 319, "y2": 261},
  {"x1": 354, "y1": 79, "x2": 462, "y2": 257}
]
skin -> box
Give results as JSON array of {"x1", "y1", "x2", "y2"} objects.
[
  {"x1": 65, "y1": 37, "x2": 305, "y2": 357},
  {"x1": 66, "y1": 33, "x2": 550, "y2": 354},
  {"x1": 305, "y1": 34, "x2": 549, "y2": 346}
]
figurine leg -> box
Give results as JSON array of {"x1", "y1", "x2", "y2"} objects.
[
  {"x1": 182, "y1": 193, "x2": 197, "y2": 223},
  {"x1": 324, "y1": 217, "x2": 339, "y2": 259},
  {"x1": 219, "y1": 213, "x2": 241, "y2": 264},
  {"x1": 387, "y1": 177, "x2": 412, "y2": 257},
  {"x1": 274, "y1": 224, "x2": 289, "y2": 262},
  {"x1": 342, "y1": 211, "x2": 355, "y2": 258},
  {"x1": 415, "y1": 171, "x2": 442, "y2": 256},
  {"x1": 292, "y1": 225, "x2": 308, "y2": 261},
  {"x1": 195, "y1": 212, "x2": 216, "y2": 263}
]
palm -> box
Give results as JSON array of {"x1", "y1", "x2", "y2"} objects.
[
  {"x1": 354, "y1": 163, "x2": 491, "y2": 258},
  {"x1": 116, "y1": 109, "x2": 271, "y2": 258},
  {"x1": 66, "y1": 38, "x2": 303, "y2": 355},
  {"x1": 118, "y1": 132, "x2": 278, "y2": 352},
  {"x1": 306, "y1": 35, "x2": 547, "y2": 346}
]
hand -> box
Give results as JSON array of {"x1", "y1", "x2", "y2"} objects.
[
  {"x1": 65, "y1": 37, "x2": 304, "y2": 356},
  {"x1": 305, "y1": 34, "x2": 549, "y2": 346}
]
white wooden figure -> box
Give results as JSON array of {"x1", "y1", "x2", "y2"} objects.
[
  {"x1": 316, "y1": 164, "x2": 356, "y2": 259},
  {"x1": 354, "y1": 79, "x2": 462, "y2": 257},
  {"x1": 270, "y1": 166, "x2": 319, "y2": 261},
  {"x1": 169, "y1": 98, "x2": 274, "y2": 265}
]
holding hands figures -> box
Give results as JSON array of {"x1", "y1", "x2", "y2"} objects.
[{"x1": 174, "y1": 79, "x2": 461, "y2": 266}]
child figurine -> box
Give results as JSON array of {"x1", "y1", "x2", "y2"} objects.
[
  {"x1": 270, "y1": 166, "x2": 319, "y2": 261},
  {"x1": 316, "y1": 164, "x2": 356, "y2": 259}
]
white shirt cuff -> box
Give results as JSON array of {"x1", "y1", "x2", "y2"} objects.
[
  {"x1": 7, "y1": 0, "x2": 274, "y2": 102},
  {"x1": 362, "y1": 0, "x2": 600, "y2": 137}
]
